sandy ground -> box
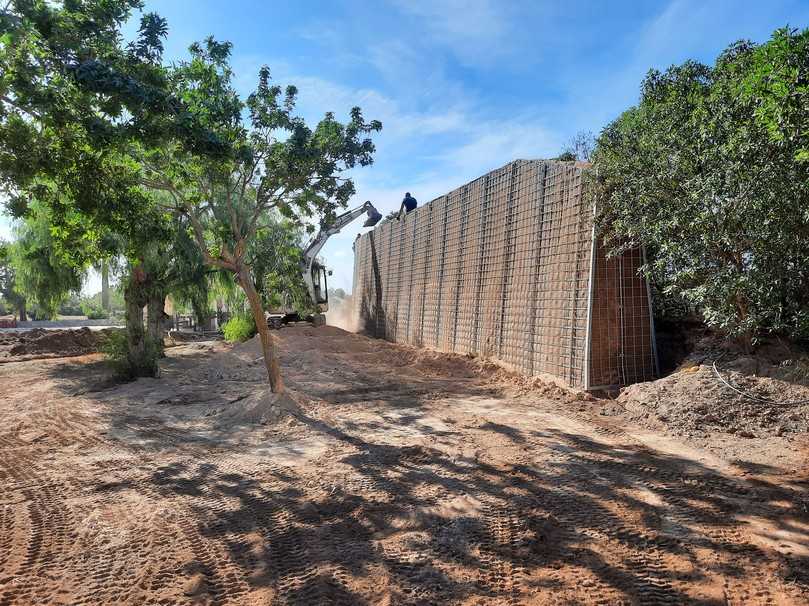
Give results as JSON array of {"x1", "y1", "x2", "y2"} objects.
[{"x1": 0, "y1": 325, "x2": 807, "y2": 605}]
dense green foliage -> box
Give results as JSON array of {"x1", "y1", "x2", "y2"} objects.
[
  {"x1": 0, "y1": 1, "x2": 176, "y2": 250},
  {"x1": 222, "y1": 315, "x2": 256, "y2": 343},
  {"x1": 592, "y1": 27, "x2": 809, "y2": 343},
  {"x1": 252, "y1": 220, "x2": 314, "y2": 315},
  {"x1": 0, "y1": 238, "x2": 26, "y2": 318},
  {"x1": 141, "y1": 37, "x2": 381, "y2": 270},
  {"x1": 81, "y1": 300, "x2": 108, "y2": 319},
  {"x1": 56, "y1": 287, "x2": 124, "y2": 319},
  {"x1": 739, "y1": 28, "x2": 809, "y2": 163},
  {"x1": 101, "y1": 327, "x2": 159, "y2": 379},
  {"x1": 9, "y1": 205, "x2": 84, "y2": 318},
  {"x1": 0, "y1": 1, "x2": 231, "y2": 377}
]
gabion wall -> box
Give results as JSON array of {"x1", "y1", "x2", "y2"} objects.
[{"x1": 351, "y1": 160, "x2": 658, "y2": 389}]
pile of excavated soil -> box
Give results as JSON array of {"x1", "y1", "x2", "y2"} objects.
[
  {"x1": 212, "y1": 388, "x2": 305, "y2": 428},
  {"x1": 0, "y1": 327, "x2": 117, "y2": 362},
  {"x1": 618, "y1": 336, "x2": 809, "y2": 439}
]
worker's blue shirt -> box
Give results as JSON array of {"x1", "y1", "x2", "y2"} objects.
[{"x1": 402, "y1": 196, "x2": 417, "y2": 212}]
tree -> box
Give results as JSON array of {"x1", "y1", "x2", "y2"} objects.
[
  {"x1": 141, "y1": 39, "x2": 381, "y2": 392},
  {"x1": 0, "y1": 1, "x2": 228, "y2": 376},
  {"x1": 100, "y1": 258, "x2": 111, "y2": 312},
  {"x1": 592, "y1": 28, "x2": 809, "y2": 345},
  {"x1": 10, "y1": 204, "x2": 84, "y2": 318},
  {"x1": 558, "y1": 131, "x2": 595, "y2": 162},
  {"x1": 739, "y1": 28, "x2": 809, "y2": 163},
  {"x1": 251, "y1": 218, "x2": 314, "y2": 316},
  {"x1": 0, "y1": 239, "x2": 26, "y2": 320}
]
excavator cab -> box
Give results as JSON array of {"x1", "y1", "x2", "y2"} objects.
[{"x1": 311, "y1": 261, "x2": 329, "y2": 309}]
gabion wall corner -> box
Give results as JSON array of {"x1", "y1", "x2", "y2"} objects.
[{"x1": 351, "y1": 159, "x2": 659, "y2": 390}]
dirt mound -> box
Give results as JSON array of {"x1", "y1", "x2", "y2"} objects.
[
  {"x1": 0, "y1": 327, "x2": 109, "y2": 361},
  {"x1": 213, "y1": 388, "x2": 305, "y2": 428},
  {"x1": 619, "y1": 337, "x2": 809, "y2": 438}
]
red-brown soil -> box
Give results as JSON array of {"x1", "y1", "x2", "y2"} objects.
[
  {"x1": 0, "y1": 325, "x2": 807, "y2": 605},
  {"x1": 0, "y1": 328, "x2": 114, "y2": 362}
]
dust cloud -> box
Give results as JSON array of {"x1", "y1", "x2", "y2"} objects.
[{"x1": 325, "y1": 295, "x2": 359, "y2": 332}]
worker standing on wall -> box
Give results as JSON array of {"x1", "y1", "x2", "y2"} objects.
[{"x1": 400, "y1": 192, "x2": 418, "y2": 216}]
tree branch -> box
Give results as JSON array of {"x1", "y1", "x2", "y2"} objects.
[{"x1": 185, "y1": 208, "x2": 237, "y2": 272}]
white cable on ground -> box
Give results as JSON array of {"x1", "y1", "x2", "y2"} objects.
[{"x1": 711, "y1": 356, "x2": 809, "y2": 406}]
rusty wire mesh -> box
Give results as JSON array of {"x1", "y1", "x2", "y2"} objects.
[{"x1": 351, "y1": 160, "x2": 658, "y2": 389}]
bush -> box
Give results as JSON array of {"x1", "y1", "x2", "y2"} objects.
[
  {"x1": 81, "y1": 301, "x2": 108, "y2": 319},
  {"x1": 592, "y1": 28, "x2": 809, "y2": 344},
  {"x1": 222, "y1": 315, "x2": 256, "y2": 343},
  {"x1": 58, "y1": 299, "x2": 83, "y2": 316},
  {"x1": 101, "y1": 329, "x2": 161, "y2": 380}
]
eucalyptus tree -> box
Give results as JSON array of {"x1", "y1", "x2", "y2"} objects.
[
  {"x1": 592, "y1": 28, "x2": 809, "y2": 345},
  {"x1": 141, "y1": 39, "x2": 381, "y2": 392}
]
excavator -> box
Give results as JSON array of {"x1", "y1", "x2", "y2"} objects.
[{"x1": 266, "y1": 200, "x2": 382, "y2": 328}]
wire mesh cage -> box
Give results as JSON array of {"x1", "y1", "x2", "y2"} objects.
[{"x1": 352, "y1": 159, "x2": 658, "y2": 389}]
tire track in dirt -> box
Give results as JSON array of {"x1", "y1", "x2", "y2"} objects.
[
  {"x1": 87, "y1": 453, "x2": 257, "y2": 605},
  {"x1": 580, "y1": 452, "x2": 789, "y2": 604},
  {"x1": 510, "y1": 430, "x2": 690, "y2": 603},
  {"x1": 519, "y1": 421, "x2": 791, "y2": 605},
  {"x1": 473, "y1": 502, "x2": 525, "y2": 604},
  {"x1": 0, "y1": 435, "x2": 78, "y2": 606},
  {"x1": 2, "y1": 332, "x2": 806, "y2": 605},
  {"x1": 547, "y1": 484, "x2": 678, "y2": 604},
  {"x1": 660, "y1": 488, "x2": 783, "y2": 605},
  {"x1": 0, "y1": 428, "x2": 182, "y2": 605}
]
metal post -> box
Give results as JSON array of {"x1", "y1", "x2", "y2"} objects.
[
  {"x1": 472, "y1": 176, "x2": 490, "y2": 354},
  {"x1": 570, "y1": 167, "x2": 588, "y2": 387},
  {"x1": 497, "y1": 161, "x2": 519, "y2": 359},
  {"x1": 405, "y1": 210, "x2": 418, "y2": 342},
  {"x1": 452, "y1": 185, "x2": 470, "y2": 351},
  {"x1": 583, "y1": 204, "x2": 598, "y2": 391},
  {"x1": 434, "y1": 196, "x2": 450, "y2": 348},
  {"x1": 642, "y1": 246, "x2": 660, "y2": 378},
  {"x1": 419, "y1": 204, "x2": 432, "y2": 343},
  {"x1": 528, "y1": 162, "x2": 547, "y2": 376}
]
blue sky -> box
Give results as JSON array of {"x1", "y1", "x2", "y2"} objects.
[{"x1": 3, "y1": 0, "x2": 808, "y2": 293}]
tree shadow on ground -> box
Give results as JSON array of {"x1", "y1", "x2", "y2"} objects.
[
  {"x1": 39, "y1": 341, "x2": 809, "y2": 604},
  {"x1": 94, "y1": 403, "x2": 809, "y2": 604}
]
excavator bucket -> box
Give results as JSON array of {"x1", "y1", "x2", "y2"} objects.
[{"x1": 363, "y1": 208, "x2": 383, "y2": 227}]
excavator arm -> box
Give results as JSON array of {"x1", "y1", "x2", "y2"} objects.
[{"x1": 301, "y1": 201, "x2": 382, "y2": 311}]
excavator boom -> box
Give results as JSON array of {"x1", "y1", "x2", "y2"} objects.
[{"x1": 301, "y1": 201, "x2": 382, "y2": 312}]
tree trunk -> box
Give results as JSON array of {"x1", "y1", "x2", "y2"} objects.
[
  {"x1": 101, "y1": 259, "x2": 110, "y2": 312},
  {"x1": 192, "y1": 301, "x2": 208, "y2": 330},
  {"x1": 146, "y1": 289, "x2": 166, "y2": 357},
  {"x1": 124, "y1": 268, "x2": 157, "y2": 378},
  {"x1": 17, "y1": 299, "x2": 26, "y2": 322},
  {"x1": 237, "y1": 266, "x2": 283, "y2": 393},
  {"x1": 734, "y1": 292, "x2": 753, "y2": 353}
]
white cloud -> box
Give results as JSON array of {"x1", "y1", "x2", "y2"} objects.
[
  {"x1": 389, "y1": 0, "x2": 515, "y2": 65},
  {"x1": 435, "y1": 119, "x2": 560, "y2": 174}
]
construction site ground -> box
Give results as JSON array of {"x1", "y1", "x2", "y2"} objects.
[{"x1": 0, "y1": 325, "x2": 807, "y2": 605}]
